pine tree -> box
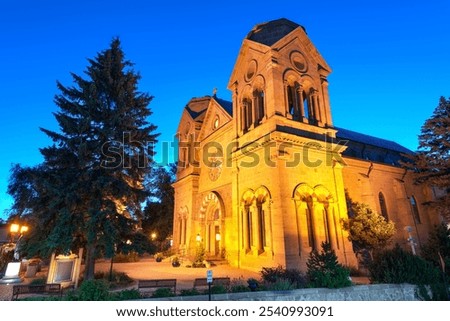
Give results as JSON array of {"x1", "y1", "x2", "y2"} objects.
[
  {"x1": 7, "y1": 38, "x2": 158, "y2": 280},
  {"x1": 412, "y1": 96, "x2": 450, "y2": 221},
  {"x1": 306, "y1": 242, "x2": 351, "y2": 288}
]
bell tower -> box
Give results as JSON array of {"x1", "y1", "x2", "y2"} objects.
[{"x1": 228, "y1": 18, "x2": 334, "y2": 138}]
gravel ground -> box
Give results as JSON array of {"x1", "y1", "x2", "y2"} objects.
[{"x1": 0, "y1": 284, "x2": 13, "y2": 301}]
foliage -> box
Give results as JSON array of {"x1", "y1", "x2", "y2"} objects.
[
  {"x1": 369, "y1": 244, "x2": 447, "y2": 300},
  {"x1": 267, "y1": 279, "x2": 296, "y2": 291},
  {"x1": 110, "y1": 289, "x2": 142, "y2": 300},
  {"x1": 192, "y1": 243, "x2": 206, "y2": 268},
  {"x1": 76, "y1": 279, "x2": 111, "y2": 301},
  {"x1": 0, "y1": 245, "x2": 14, "y2": 274},
  {"x1": 7, "y1": 38, "x2": 159, "y2": 279},
  {"x1": 151, "y1": 288, "x2": 175, "y2": 298},
  {"x1": 260, "y1": 265, "x2": 307, "y2": 289},
  {"x1": 154, "y1": 252, "x2": 164, "y2": 260},
  {"x1": 342, "y1": 201, "x2": 396, "y2": 259},
  {"x1": 179, "y1": 288, "x2": 201, "y2": 296},
  {"x1": 208, "y1": 284, "x2": 228, "y2": 294},
  {"x1": 65, "y1": 281, "x2": 141, "y2": 301},
  {"x1": 403, "y1": 96, "x2": 450, "y2": 221},
  {"x1": 306, "y1": 242, "x2": 352, "y2": 289},
  {"x1": 29, "y1": 277, "x2": 47, "y2": 285},
  {"x1": 94, "y1": 270, "x2": 134, "y2": 288},
  {"x1": 420, "y1": 223, "x2": 450, "y2": 277},
  {"x1": 142, "y1": 164, "x2": 176, "y2": 245}
]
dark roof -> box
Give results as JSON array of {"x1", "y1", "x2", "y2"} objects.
[
  {"x1": 246, "y1": 18, "x2": 305, "y2": 46},
  {"x1": 185, "y1": 96, "x2": 233, "y2": 120},
  {"x1": 214, "y1": 96, "x2": 233, "y2": 116},
  {"x1": 335, "y1": 127, "x2": 413, "y2": 154}
]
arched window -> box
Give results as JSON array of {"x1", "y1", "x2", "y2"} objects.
[
  {"x1": 242, "y1": 98, "x2": 253, "y2": 133},
  {"x1": 378, "y1": 192, "x2": 389, "y2": 220},
  {"x1": 286, "y1": 82, "x2": 303, "y2": 121},
  {"x1": 410, "y1": 196, "x2": 421, "y2": 224},
  {"x1": 256, "y1": 203, "x2": 266, "y2": 248},
  {"x1": 305, "y1": 201, "x2": 315, "y2": 250},
  {"x1": 253, "y1": 89, "x2": 265, "y2": 124}
]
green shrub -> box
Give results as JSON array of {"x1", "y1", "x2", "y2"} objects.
[
  {"x1": 420, "y1": 223, "x2": 450, "y2": 278},
  {"x1": 229, "y1": 278, "x2": 250, "y2": 293},
  {"x1": 230, "y1": 284, "x2": 249, "y2": 293},
  {"x1": 151, "y1": 288, "x2": 175, "y2": 298},
  {"x1": 260, "y1": 265, "x2": 307, "y2": 289},
  {"x1": 94, "y1": 270, "x2": 133, "y2": 288},
  {"x1": 111, "y1": 289, "x2": 142, "y2": 300},
  {"x1": 208, "y1": 284, "x2": 227, "y2": 294},
  {"x1": 179, "y1": 288, "x2": 201, "y2": 296},
  {"x1": 369, "y1": 244, "x2": 439, "y2": 285},
  {"x1": 306, "y1": 241, "x2": 351, "y2": 289},
  {"x1": 369, "y1": 244, "x2": 447, "y2": 300},
  {"x1": 77, "y1": 279, "x2": 111, "y2": 301},
  {"x1": 267, "y1": 278, "x2": 295, "y2": 291},
  {"x1": 29, "y1": 277, "x2": 46, "y2": 285}
]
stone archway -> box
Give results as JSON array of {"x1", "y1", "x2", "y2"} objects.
[{"x1": 199, "y1": 192, "x2": 224, "y2": 257}]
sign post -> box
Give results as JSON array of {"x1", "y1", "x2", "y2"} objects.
[{"x1": 206, "y1": 269, "x2": 213, "y2": 301}]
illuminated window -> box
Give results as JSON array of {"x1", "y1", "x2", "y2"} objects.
[
  {"x1": 378, "y1": 192, "x2": 389, "y2": 220},
  {"x1": 410, "y1": 196, "x2": 421, "y2": 224}
]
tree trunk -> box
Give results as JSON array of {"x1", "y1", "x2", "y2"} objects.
[{"x1": 83, "y1": 243, "x2": 96, "y2": 280}]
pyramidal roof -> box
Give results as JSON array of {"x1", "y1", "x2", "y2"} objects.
[{"x1": 246, "y1": 18, "x2": 306, "y2": 46}]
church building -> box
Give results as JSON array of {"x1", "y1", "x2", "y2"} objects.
[{"x1": 172, "y1": 18, "x2": 440, "y2": 271}]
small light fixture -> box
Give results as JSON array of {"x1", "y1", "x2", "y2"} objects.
[
  {"x1": 196, "y1": 233, "x2": 201, "y2": 242},
  {"x1": 10, "y1": 224, "x2": 20, "y2": 233},
  {"x1": 215, "y1": 233, "x2": 221, "y2": 241}
]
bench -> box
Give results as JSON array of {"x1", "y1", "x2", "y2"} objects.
[
  {"x1": 12, "y1": 283, "x2": 62, "y2": 300},
  {"x1": 193, "y1": 277, "x2": 230, "y2": 289},
  {"x1": 137, "y1": 279, "x2": 177, "y2": 296}
]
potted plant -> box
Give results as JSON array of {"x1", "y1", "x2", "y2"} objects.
[
  {"x1": 171, "y1": 256, "x2": 180, "y2": 267},
  {"x1": 154, "y1": 252, "x2": 163, "y2": 263}
]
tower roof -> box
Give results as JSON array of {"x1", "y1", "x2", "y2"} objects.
[{"x1": 246, "y1": 18, "x2": 306, "y2": 46}]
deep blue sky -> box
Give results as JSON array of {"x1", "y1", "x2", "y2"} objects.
[{"x1": 1, "y1": 0, "x2": 449, "y2": 220}]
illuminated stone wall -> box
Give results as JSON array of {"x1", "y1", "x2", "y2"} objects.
[{"x1": 172, "y1": 18, "x2": 437, "y2": 272}]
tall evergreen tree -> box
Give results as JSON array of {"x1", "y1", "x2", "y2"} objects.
[
  {"x1": 7, "y1": 38, "x2": 158, "y2": 279},
  {"x1": 411, "y1": 96, "x2": 450, "y2": 221}
]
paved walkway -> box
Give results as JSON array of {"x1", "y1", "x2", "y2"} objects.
[
  {"x1": 0, "y1": 257, "x2": 261, "y2": 300},
  {"x1": 95, "y1": 257, "x2": 261, "y2": 291},
  {"x1": 0, "y1": 257, "x2": 369, "y2": 300}
]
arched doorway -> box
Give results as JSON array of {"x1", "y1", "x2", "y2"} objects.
[{"x1": 199, "y1": 192, "x2": 224, "y2": 257}]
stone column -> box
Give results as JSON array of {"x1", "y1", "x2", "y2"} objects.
[
  {"x1": 320, "y1": 77, "x2": 333, "y2": 127},
  {"x1": 296, "y1": 85, "x2": 305, "y2": 121},
  {"x1": 180, "y1": 217, "x2": 186, "y2": 245},
  {"x1": 311, "y1": 89, "x2": 321, "y2": 124},
  {"x1": 311, "y1": 198, "x2": 321, "y2": 250}
]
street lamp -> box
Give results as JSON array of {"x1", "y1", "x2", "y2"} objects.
[{"x1": 9, "y1": 222, "x2": 29, "y2": 260}]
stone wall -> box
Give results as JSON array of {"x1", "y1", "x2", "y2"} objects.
[{"x1": 147, "y1": 284, "x2": 418, "y2": 301}]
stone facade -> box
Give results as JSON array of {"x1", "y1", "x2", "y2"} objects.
[{"x1": 172, "y1": 18, "x2": 440, "y2": 272}]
